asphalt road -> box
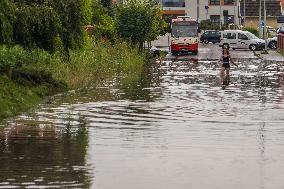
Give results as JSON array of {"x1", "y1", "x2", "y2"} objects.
[{"x1": 151, "y1": 33, "x2": 284, "y2": 62}]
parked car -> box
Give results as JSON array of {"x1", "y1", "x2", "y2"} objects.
[
  {"x1": 267, "y1": 37, "x2": 277, "y2": 49},
  {"x1": 277, "y1": 27, "x2": 284, "y2": 34},
  {"x1": 200, "y1": 30, "x2": 221, "y2": 44},
  {"x1": 220, "y1": 30, "x2": 265, "y2": 51}
]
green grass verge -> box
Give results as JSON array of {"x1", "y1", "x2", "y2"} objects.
[
  {"x1": 0, "y1": 76, "x2": 44, "y2": 120},
  {"x1": 0, "y1": 38, "x2": 147, "y2": 121}
]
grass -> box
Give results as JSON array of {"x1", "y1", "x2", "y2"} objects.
[
  {"x1": 0, "y1": 37, "x2": 147, "y2": 121},
  {"x1": 0, "y1": 76, "x2": 44, "y2": 120}
]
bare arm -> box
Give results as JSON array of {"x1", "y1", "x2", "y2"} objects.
[
  {"x1": 230, "y1": 56, "x2": 238, "y2": 67},
  {"x1": 218, "y1": 56, "x2": 223, "y2": 66}
]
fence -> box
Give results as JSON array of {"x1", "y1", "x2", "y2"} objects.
[{"x1": 277, "y1": 33, "x2": 284, "y2": 51}]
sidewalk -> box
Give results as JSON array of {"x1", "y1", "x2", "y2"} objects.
[{"x1": 257, "y1": 50, "x2": 284, "y2": 62}]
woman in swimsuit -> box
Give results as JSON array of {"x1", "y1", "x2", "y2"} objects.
[{"x1": 219, "y1": 47, "x2": 238, "y2": 78}]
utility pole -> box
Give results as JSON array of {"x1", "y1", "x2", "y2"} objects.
[
  {"x1": 234, "y1": 0, "x2": 236, "y2": 25},
  {"x1": 264, "y1": 0, "x2": 267, "y2": 51},
  {"x1": 219, "y1": 1, "x2": 222, "y2": 30},
  {"x1": 259, "y1": 0, "x2": 262, "y2": 37},
  {"x1": 197, "y1": 0, "x2": 200, "y2": 22},
  {"x1": 244, "y1": 0, "x2": 246, "y2": 25}
]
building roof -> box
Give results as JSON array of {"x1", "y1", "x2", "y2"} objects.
[{"x1": 239, "y1": 0, "x2": 282, "y2": 17}]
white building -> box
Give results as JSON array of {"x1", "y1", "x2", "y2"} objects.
[{"x1": 162, "y1": 0, "x2": 241, "y2": 26}]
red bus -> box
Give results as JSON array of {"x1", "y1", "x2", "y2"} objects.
[{"x1": 171, "y1": 16, "x2": 198, "y2": 55}]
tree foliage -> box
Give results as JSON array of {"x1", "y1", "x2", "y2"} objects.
[
  {"x1": 50, "y1": 0, "x2": 92, "y2": 51},
  {"x1": 199, "y1": 19, "x2": 219, "y2": 30},
  {"x1": 8, "y1": 0, "x2": 92, "y2": 52},
  {"x1": 115, "y1": 0, "x2": 165, "y2": 47},
  {"x1": 92, "y1": 1, "x2": 115, "y2": 40},
  {"x1": 0, "y1": 0, "x2": 15, "y2": 44},
  {"x1": 13, "y1": 4, "x2": 61, "y2": 52}
]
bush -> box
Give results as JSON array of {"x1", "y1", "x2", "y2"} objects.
[
  {"x1": 0, "y1": 45, "x2": 52, "y2": 78},
  {"x1": 38, "y1": 38, "x2": 146, "y2": 89},
  {"x1": 199, "y1": 19, "x2": 219, "y2": 30},
  {"x1": 243, "y1": 27, "x2": 258, "y2": 36}
]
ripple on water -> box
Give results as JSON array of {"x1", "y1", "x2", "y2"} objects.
[{"x1": 1, "y1": 58, "x2": 284, "y2": 188}]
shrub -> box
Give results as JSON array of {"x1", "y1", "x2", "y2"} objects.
[
  {"x1": 0, "y1": 45, "x2": 52, "y2": 78},
  {"x1": 243, "y1": 27, "x2": 258, "y2": 36},
  {"x1": 199, "y1": 19, "x2": 219, "y2": 30}
]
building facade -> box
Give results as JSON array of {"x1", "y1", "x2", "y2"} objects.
[
  {"x1": 239, "y1": 0, "x2": 281, "y2": 28},
  {"x1": 161, "y1": 0, "x2": 241, "y2": 25}
]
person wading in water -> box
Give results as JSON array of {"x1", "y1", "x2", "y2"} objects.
[{"x1": 219, "y1": 47, "x2": 238, "y2": 88}]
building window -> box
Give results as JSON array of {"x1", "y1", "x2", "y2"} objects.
[
  {"x1": 224, "y1": 0, "x2": 234, "y2": 5},
  {"x1": 209, "y1": 0, "x2": 220, "y2": 5},
  {"x1": 224, "y1": 15, "x2": 234, "y2": 24},
  {"x1": 210, "y1": 15, "x2": 220, "y2": 25},
  {"x1": 162, "y1": 0, "x2": 185, "y2": 7}
]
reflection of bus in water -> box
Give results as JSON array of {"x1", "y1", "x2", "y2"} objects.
[{"x1": 171, "y1": 16, "x2": 198, "y2": 55}]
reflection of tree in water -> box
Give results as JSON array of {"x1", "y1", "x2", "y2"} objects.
[
  {"x1": 0, "y1": 116, "x2": 92, "y2": 188},
  {"x1": 118, "y1": 60, "x2": 163, "y2": 101}
]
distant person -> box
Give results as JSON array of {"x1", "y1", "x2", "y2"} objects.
[
  {"x1": 150, "y1": 46, "x2": 162, "y2": 62},
  {"x1": 219, "y1": 46, "x2": 238, "y2": 79}
]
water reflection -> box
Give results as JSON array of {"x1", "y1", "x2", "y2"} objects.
[
  {"x1": 0, "y1": 117, "x2": 92, "y2": 188},
  {"x1": 1, "y1": 57, "x2": 284, "y2": 189}
]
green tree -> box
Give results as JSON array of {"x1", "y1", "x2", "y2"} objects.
[
  {"x1": 115, "y1": 0, "x2": 164, "y2": 48},
  {"x1": 0, "y1": 0, "x2": 15, "y2": 44},
  {"x1": 146, "y1": 5, "x2": 167, "y2": 42},
  {"x1": 50, "y1": 0, "x2": 92, "y2": 52},
  {"x1": 92, "y1": 1, "x2": 115, "y2": 40},
  {"x1": 13, "y1": 4, "x2": 62, "y2": 52}
]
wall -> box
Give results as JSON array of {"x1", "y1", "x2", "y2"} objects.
[
  {"x1": 185, "y1": 0, "x2": 240, "y2": 24},
  {"x1": 244, "y1": 17, "x2": 278, "y2": 28}
]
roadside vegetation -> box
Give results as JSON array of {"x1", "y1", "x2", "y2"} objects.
[{"x1": 0, "y1": 0, "x2": 166, "y2": 120}]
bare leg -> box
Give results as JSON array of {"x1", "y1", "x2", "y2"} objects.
[
  {"x1": 225, "y1": 68, "x2": 230, "y2": 77},
  {"x1": 220, "y1": 67, "x2": 225, "y2": 79}
]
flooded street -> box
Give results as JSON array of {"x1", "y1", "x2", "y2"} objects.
[{"x1": 1, "y1": 55, "x2": 284, "y2": 188}]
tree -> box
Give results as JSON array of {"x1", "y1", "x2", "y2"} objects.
[
  {"x1": 50, "y1": 0, "x2": 93, "y2": 52},
  {"x1": 146, "y1": 5, "x2": 167, "y2": 42},
  {"x1": 115, "y1": 0, "x2": 165, "y2": 48},
  {"x1": 0, "y1": 0, "x2": 15, "y2": 44},
  {"x1": 92, "y1": 1, "x2": 115, "y2": 40},
  {"x1": 13, "y1": 4, "x2": 62, "y2": 52}
]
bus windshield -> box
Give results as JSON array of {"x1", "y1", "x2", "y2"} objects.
[{"x1": 172, "y1": 23, "x2": 198, "y2": 37}]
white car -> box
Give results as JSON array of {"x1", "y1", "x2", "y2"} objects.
[
  {"x1": 267, "y1": 37, "x2": 277, "y2": 49},
  {"x1": 220, "y1": 30, "x2": 265, "y2": 51}
]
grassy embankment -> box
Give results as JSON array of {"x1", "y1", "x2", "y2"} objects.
[{"x1": 0, "y1": 38, "x2": 146, "y2": 120}]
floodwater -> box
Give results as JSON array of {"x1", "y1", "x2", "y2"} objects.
[{"x1": 1, "y1": 56, "x2": 284, "y2": 189}]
